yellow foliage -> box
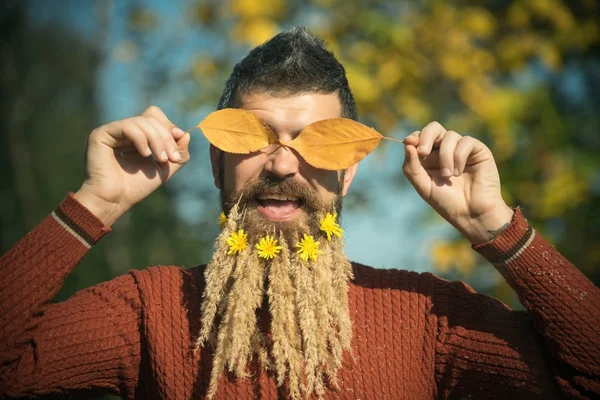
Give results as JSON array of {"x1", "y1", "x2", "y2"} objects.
[
  {"x1": 538, "y1": 42, "x2": 562, "y2": 69},
  {"x1": 461, "y1": 8, "x2": 496, "y2": 39},
  {"x1": 349, "y1": 41, "x2": 378, "y2": 65},
  {"x1": 345, "y1": 65, "x2": 381, "y2": 103},
  {"x1": 432, "y1": 240, "x2": 476, "y2": 276},
  {"x1": 538, "y1": 160, "x2": 589, "y2": 218},
  {"x1": 194, "y1": 4, "x2": 216, "y2": 25},
  {"x1": 440, "y1": 52, "x2": 470, "y2": 80},
  {"x1": 128, "y1": 8, "x2": 159, "y2": 31},
  {"x1": 497, "y1": 33, "x2": 539, "y2": 71},
  {"x1": 507, "y1": 3, "x2": 530, "y2": 29},
  {"x1": 231, "y1": 19, "x2": 279, "y2": 47},
  {"x1": 191, "y1": 57, "x2": 217, "y2": 80},
  {"x1": 489, "y1": 122, "x2": 516, "y2": 161},
  {"x1": 377, "y1": 57, "x2": 403, "y2": 89},
  {"x1": 230, "y1": 0, "x2": 285, "y2": 19},
  {"x1": 395, "y1": 94, "x2": 431, "y2": 126}
]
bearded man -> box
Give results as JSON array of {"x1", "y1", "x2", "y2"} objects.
[{"x1": 1, "y1": 27, "x2": 599, "y2": 399}]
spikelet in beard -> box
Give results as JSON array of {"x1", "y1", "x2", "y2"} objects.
[
  {"x1": 223, "y1": 244, "x2": 265, "y2": 377},
  {"x1": 206, "y1": 245, "x2": 251, "y2": 399},
  {"x1": 311, "y1": 239, "x2": 341, "y2": 388},
  {"x1": 268, "y1": 232, "x2": 303, "y2": 399},
  {"x1": 196, "y1": 203, "x2": 240, "y2": 350},
  {"x1": 329, "y1": 236, "x2": 354, "y2": 365},
  {"x1": 291, "y1": 232, "x2": 324, "y2": 398}
]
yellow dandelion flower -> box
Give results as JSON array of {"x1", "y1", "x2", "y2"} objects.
[
  {"x1": 255, "y1": 235, "x2": 283, "y2": 260},
  {"x1": 218, "y1": 212, "x2": 227, "y2": 229},
  {"x1": 295, "y1": 234, "x2": 321, "y2": 262},
  {"x1": 319, "y1": 212, "x2": 343, "y2": 240},
  {"x1": 227, "y1": 229, "x2": 247, "y2": 255}
]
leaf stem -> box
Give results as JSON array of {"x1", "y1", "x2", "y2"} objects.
[{"x1": 381, "y1": 137, "x2": 405, "y2": 144}]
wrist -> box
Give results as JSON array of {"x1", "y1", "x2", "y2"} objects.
[
  {"x1": 73, "y1": 187, "x2": 125, "y2": 227},
  {"x1": 460, "y1": 205, "x2": 515, "y2": 245}
]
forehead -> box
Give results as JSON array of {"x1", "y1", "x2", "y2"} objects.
[{"x1": 237, "y1": 92, "x2": 342, "y2": 134}]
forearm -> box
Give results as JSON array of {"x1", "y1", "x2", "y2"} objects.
[
  {"x1": 0, "y1": 194, "x2": 109, "y2": 359},
  {"x1": 474, "y1": 209, "x2": 600, "y2": 397},
  {"x1": 0, "y1": 194, "x2": 144, "y2": 398}
]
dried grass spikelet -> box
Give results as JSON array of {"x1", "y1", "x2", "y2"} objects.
[
  {"x1": 292, "y1": 231, "x2": 324, "y2": 398},
  {"x1": 196, "y1": 203, "x2": 241, "y2": 349},
  {"x1": 268, "y1": 232, "x2": 303, "y2": 399},
  {"x1": 206, "y1": 245, "x2": 255, "y2": 399},
  {"x1": 322, "y1": 237, "x2": 354, "y2": 383},
  {"x1": 224, "y1": 244, "x2": 265, "y2": 377},
  {"x1": 310, "y1": 239, "x2": 339, "y2": 388}
]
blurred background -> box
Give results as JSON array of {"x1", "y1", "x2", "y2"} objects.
[{"x1": 1, "y1": 0, "x2": 599, "y2": 311}]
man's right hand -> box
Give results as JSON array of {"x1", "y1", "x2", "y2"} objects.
[{"x1": 74, "y1": 106, "x2": 191, "y2": 226}]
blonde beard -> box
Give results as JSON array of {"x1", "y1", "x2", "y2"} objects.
[{"x1": 195, "y1": 203, "x2": 354, "y2": 399}]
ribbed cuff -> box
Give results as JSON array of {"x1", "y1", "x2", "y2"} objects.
[
  {"x1": 473, "y1": 208, "x2": 535, "y2": 266},
  {"x1": 51, "y1": 193, "x2": 111, "y2": 248}
]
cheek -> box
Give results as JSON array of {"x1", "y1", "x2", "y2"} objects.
[
  {"x1": 302, "y1": 166, "x2": 340, "y2": 197},
  {"x1": 223, "y1": 153, "x2": 267, "y2": 191}
]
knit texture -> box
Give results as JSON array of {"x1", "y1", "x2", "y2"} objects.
[{"x1": 1, "y1": 194, "x2": 599, "y2": 399}]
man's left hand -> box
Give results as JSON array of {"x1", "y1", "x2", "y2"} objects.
[{"x1": 402, "y1": 121, "x2": 514, "y2": 245}]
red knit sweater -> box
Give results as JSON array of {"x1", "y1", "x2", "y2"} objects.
[{"x1": 1, "y1": 194, "x2": 599, "y2": 399}]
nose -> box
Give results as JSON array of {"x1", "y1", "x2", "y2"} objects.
[{"x1": 263, "y1": 145, "x2": 300, "y2": 179}]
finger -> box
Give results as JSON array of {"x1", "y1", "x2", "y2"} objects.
[
  {"x1": 175, "y1": 132, "x2": 191, "y2": 164},
  {"x1": 417, "y1": 121, "x2": 446, "y2": 157},
  {"x1": 403, "y1": 143, "x2": 430, "y2": 198},
  {"x1": 120, "y1": 119, "x2": 152, "y2": 157},
  {"x1": 160, "y1": 133, "x2": 192, "y2": 182},
  {"x1": 147, "y1": 117, "x2": 182, "y2": 163},
  {"x1": 403, "y1": 130, "x2": 420, "y2": 146},
  {"x1": 141, "y1": 105, "x2": 186, "y2": 143},
  {"x1": 170, "y1": 126, "x2": 186, "y2": 141},
  {"x1": 438, "y1": 130, "x2": 462, "y2": 178},
  {"x1": 142, "y1": 105, "x2": 174, "y2": 129},
  {"x1": 453, "y1": 136, "x2": 478, "y2": 175},
  {"x1": 135, "y1": 117, "x2": 169, "y2": 162}
]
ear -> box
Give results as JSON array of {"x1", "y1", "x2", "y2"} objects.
[
  {"x1": 340, "y1": 163, "x2": 359, "y2": 197},
  {"x1": 209, "y1": 144, "x2": 222, "y2": 189}
]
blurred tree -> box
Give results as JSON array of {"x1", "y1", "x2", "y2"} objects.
[
  {"x1": 181, "y1": 0, "x2": 600, "y2": 306},
  {"x1": 0, "y1": 0, "x2": 213, "y2": 305},
  {"x1": 4, "y1": 0, "x2": 597, "y2": 311}
]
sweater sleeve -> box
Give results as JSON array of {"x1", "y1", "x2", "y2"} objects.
[
  {"x1": 434, "y1": 208, "x2": 600, "y2": 399},
  {"x1": 0, "y1": 194, "x2": 142, "y2": 399}
]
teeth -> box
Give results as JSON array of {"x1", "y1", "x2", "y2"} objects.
[{"x1": 257, "y1": 193, "x2": 299, "y2": 201}]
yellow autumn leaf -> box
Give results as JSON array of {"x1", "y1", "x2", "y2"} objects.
[
  {"x1": 281, "y1": 118, "x2": 397, "y2": 170},
  {"x1": 197, "y1": 109, "x2": 278, "y2": 154}
]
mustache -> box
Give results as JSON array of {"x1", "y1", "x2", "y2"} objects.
[{"x1": 221, "y1": 175, "x2": 325, "y2": 215}]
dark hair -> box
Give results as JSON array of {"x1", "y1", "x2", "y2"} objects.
[{"x1": 217, "y1": 26, "x2": 357, "y2": 120}]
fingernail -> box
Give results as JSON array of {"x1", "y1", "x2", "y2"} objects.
[
  {"x1": 144, "y1": 147, "x2": 152, "y2": 156},
  {"x1": 454, "y1": 168, "x2": 460, "y2": 176},
  {"x1": 172, "y1": 151, "x2": 181, "y2": 161},
  {"x1": 160, "y1": 151, "x2": 168, "y2": 161},
  {"x1": 441, "y1": 168, "x2": 452, "y2": 177},
  {"x1": 172, "y1": 127, "x2": 184, "y2": 135}
]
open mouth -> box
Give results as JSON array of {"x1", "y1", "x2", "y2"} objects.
[{"x1": 255, "y1": 193, "x2": 303, "y2": 221}]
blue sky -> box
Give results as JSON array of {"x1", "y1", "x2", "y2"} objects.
[{"x1": 28, "y1": 0, "x2": 455, "y2": 273}]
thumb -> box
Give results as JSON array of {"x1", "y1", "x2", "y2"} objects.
[
  {"x1": 403, "y1": 143, "x2": 430, "y2": 199},
  {"x1": 166, "y1": 133, "x2": 191, "y2": 179},
  {"x1": 176, "y1": 132, "x2": 191, "y2": 163}
]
